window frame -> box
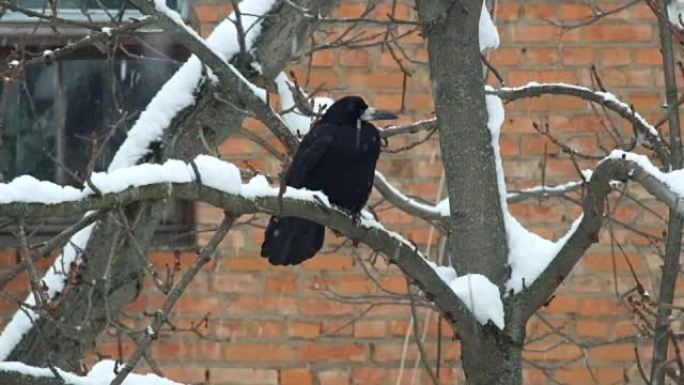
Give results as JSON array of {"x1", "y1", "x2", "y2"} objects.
[{"x1": 0, "y1": 1, "x2": 198, "y2": 249}]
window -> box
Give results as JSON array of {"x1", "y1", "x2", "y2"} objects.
[
  {"x1": 0, "y1": 0, "x2": 195, "y2": 248},
  {"x1": 2, "y1": 0, "x2": 189, "y2": 22}
]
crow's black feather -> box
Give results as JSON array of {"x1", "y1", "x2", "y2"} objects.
[{"x1": 260, "y1": 96, "x2": 394, "y2": 266}]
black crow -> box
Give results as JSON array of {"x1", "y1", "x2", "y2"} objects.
[{"x1": 261, "y1": 96, "x2": 398, "y2": 266}]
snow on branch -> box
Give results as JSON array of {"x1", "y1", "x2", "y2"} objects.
[
  {"x1": 489, "y1": 82, "x2": 671, "y2": 166},
  {"x1": 483, "y1": 88, "x2": 684, "y2": 296},
  {"x1": 513, "y1": 152, "x2": 684, "y2": 318},
  {"x1": 0, "y1": 157, "x2": 485, "y2": 330},
  {"x1": 109, "y1": 0, "x2": 278, "y2": 170},
  {"x1": 274, "y1": 72, "x2": 334, "y2": 138},
  {"x1": 0, "y1": 360, "x2": 184, "y2": 385},
  {"x1": 374, "y1": 171, "x2": 447, "y2": 222},
  {"x1": 423, "y1": 261, "x2": 504, "y2": 329},
  {"x1": 505, "y1": 180, "x2": 585, "y2": 203},
  {"x1": 479, "y1": 0, "x2": 499, "y2": 52},
  {"x1": 381, "y1": 118, "x2": 437, "y2": 139},
  {"x1": 128, "y1": 0, "x2": 299, "y2": 155}
]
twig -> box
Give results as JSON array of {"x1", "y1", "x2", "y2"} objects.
[{"x1": 109, "y1": 214, "x2": 234, "y2": 385}]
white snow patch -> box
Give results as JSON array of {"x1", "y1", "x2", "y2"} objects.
[
  {"x1": 191, "y1": 155, "x2": 242, "y2": 193},
  {"x1": 424, "y1": 262, "x2": 503, "y2": 328},
  {"x1": 449, "y1": 274, "x2": 505, "y2": 329},
  {"x1": 425, "y1": 260, "x2": 458, "y2": 283},
  {"x1": 505, "y1": 215, "x2": 583, "y2": 293},
  {"x1": 0, "y1": 359, "x2": 185, "y2": 385},
  {"x1": 89, "y1": 159, "x2": 193, "y2": 194},
  {"x1": 607, "y1": 150, "x2": 684, "y2": 197},
  {"x1": 0, "y1": 175, "x2": 83, "y2": 204},
  {"x1": 275, "y1": 72, "x2": 334, "y2": 137},
  {"x1": 479, "y1": 1, "x2": 500, "y2": 51},
  {"x1": 240, "y1": 174, "x2": 272, "y2": 198},
  {"x1": 484, "y1": 90, "x2": 583, "y2": 294}
]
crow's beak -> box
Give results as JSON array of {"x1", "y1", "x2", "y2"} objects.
[{"x1": 360, "y1": 107, "x2": 398, "y2": 121}]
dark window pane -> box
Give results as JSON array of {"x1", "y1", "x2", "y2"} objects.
[
  {"x1": 0, "y1": 58, "x2": 195, "y2": 248},
  {"x1": 14, "y1": 0, "x2": 177, "y2": 14}
]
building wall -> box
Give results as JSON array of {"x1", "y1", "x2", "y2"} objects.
[{"x1": 1, "y1": 0, "x2": 682, "y2": 384}]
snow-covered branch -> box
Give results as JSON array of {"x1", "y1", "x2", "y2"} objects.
[
  {"x1": 515, "y1": 152, "x2": 684, "y2": 318},
  {"x1": 0, "y1": 360, "x2": 183, "y2": 385},
  {"x1": 489, "y1": 82, "x2": 671, "y2": 167},
  {"x1": 0, "y1": 157, "x2": 489, "y2": 329},
  {"x1": 127, "y1": 0, "x2": 300, "y2": 155},
  {"x1": 381, "y1": 118, "x2": 438, "y2": 139},
  {"x1": 373, "y1": 171, "x2": 447, "y2": 222}
]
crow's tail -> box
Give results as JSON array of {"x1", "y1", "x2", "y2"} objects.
[{"x1": 261, "y1": 216, "x2": 325, "y2": 265}]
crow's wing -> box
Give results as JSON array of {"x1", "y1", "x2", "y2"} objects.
[{"x1": 286, "y1": 125, "x2": 335, "y2": 188}]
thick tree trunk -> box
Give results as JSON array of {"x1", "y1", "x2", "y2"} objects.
[
  {"x1": 415, "y1": 1, "x2": 519, "y2": 383},
  {"x1": 460, "y1": 329, "x2": 523, "y2": 385},
  {"x1": 2, "y1": 0, "x2": 336, "y2": 372},
  {"x1": 414, "y1": 0, "x2": 508, "y2": 284}
]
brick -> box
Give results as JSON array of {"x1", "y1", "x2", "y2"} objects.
[
  {"x1": 338, "y1": 275, "x2": 373, "y2": 294},
  {"x1": 578, "y1": 298, "x2": 623, "y2": 316},
  {"x1": 216, "y1": 320, "x2": 285, "y2": 339},
  {"x1": 589, "y1": 344, "x2": 635, "y2": 361},
  {"x1": 575, "y1": 319, "x2": 611, "y2": 338},
  {"x1": 153, "y1": 341, "x2": 221, "y2": 360},
  {"x1": 352, "y1": 367, "x2": 386, "y2": 384},
  {"x1": 224, "y1": 344, "x2": 296, "y2": 362},
  {"x1": 337, "y1": 3, "x2": 366, "y2": 17},
  {"x1": 554, "y1": 367, "x2": 594, "y2": 384},
  {"x1": 490, "y1": 47, "x2": 520, "y2": 66},
  {"x1": 213, "y1": 272, "x2": 260, "y2": 293},
  {"x1": 599, "y1": 48, "x2": 631, "y2": 66},
  {"x1": 317, "y1": 370, "x2": 351, "y2": 385},
  {"x1": 298, "y1": 344, "x2": 365, "y2": 362},
  {"x1": 194, "y1": 4, "x2": 232, "y2": 23},
  {"x1": 224, "y1": 256, "x2": 275, "y2": 271},
  {"x1": 227, "y1": 296, "x2": 297, "y2": 315},
  {"x1": 162, "y1": 367, "x2": 207, "y2": 384},
  {"x1": 636, "y1": 47, "x2": 662, "y2": 65},
  {"x1": 353, "y1": 320, "x2": 386, "y2": 338},
  {"x1": 311, "y1": 50, "x2": 335, "y2": 67},
  {"x1": 557, "y1": 4, "x2": 592, "y2": 20},
  {"x1": 288, "y1": 321, "x2": 321, "y2": 338},
  {"x1": 210, "y1": 369, "x2": 277, "y2": 385},
  {"x1": 346, "y1": 71, "x2": 407, "y2": 89},
  {"x1": 522, "y1": 4, "x2": 554, "y2": 18},
  {"x1": 523, "y1": 343, "x2": 583, "y2": 360},
  {"x1": 541, "y1": 295, "x2": 579, "y2": 313},
  {"x1": 301, "y1": 253, "x2": 353, "y2": 270},
  {"x1": 339, "y1": 49, "x2": 371, "y2": 67},
  {"x1": 582, "y1": 24, "x2": 653, "y2": 41},
  {"x1": 522, "y1": 47, "x2": 560, "y2": 65},
  {"x1": 265, "y1": 274, "x2": 297, "y2": 293},
  {"x1": 281, "y1": 369, "x2": 313, "y2": 385},
  {"x1": 0, "y1": 250, "x2": 18, "y2": 267},
  {"x1": 562, "y1": 47, "x2": 595, "y2": 65},
  {"x1": 298, "y1": 298, "x2": 357, "y2": 316},
  {"x1": 511, "y1": 25, "x2": 556, "y2": 42}
]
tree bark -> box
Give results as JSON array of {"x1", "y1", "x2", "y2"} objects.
[
  {"x1": 2, "y1": 0, "x2": 335, "y2": 372},
  {"x1": 414, "y1": 0, "x2": 508, "y2": 284},
  {"x1": 460, "y1": 324, "x2": 524, "y2": 385},
  {"x1": 650, "y1": 0, "x2": 684, "y2": 382},
  {"x1": 414, "y1": 1, "x2": 515, "y2": 383}
]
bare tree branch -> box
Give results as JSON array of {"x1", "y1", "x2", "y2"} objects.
[{"x1": 490, "y1": 83, "x2": 671, "y2": 166}]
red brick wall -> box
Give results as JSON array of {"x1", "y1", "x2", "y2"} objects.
[{"x1": 1, "y1": 1, "x2": 682, "y2": 384}]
